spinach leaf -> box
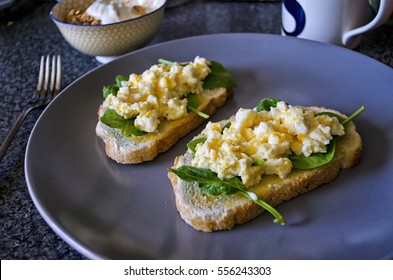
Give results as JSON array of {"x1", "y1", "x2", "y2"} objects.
[
  {"x1": 168, "y1": 166, "x2": 237, "y2": 187},
  {"x1": 256, "y1": 98, "x2": 281, "y2": 112},
  {"x1": 102, "y1": 75, "x2": 128, "y2": 98},
  {"x1": 116, "y1": 75, "x2": 128, "y2": 87},
  {"x1": 289, "y1": 141, "x2": 335, "y2": 169},
  {"x1": 100, "y1": 109, "x2": 147, "y2": 137},
  {"x1": 186, "y1": 93, "x2": 209, "y2": 119},
  {"x1": 186, "y1": 93, "x2": 199, "y2": 109},
  {"x1": 158, "y1": 58, "x2": 187, "y2": 66},
  {"x1": 103, "y1": 84, "x2": 119, "y2": 98},
  {"x1": 168, "y1": 165, "x2": 286, "y2": 225},
  {"x1": 341, "y1": 106, "x2": 365, "y2": 126},
  {"x1": 187, "y1": 137, "x2": 207, "y2": 153},
  {"x1": 203, "y1": 61, "x2": 237, "y2": 89},
  {"x1": 188, "y1": 107, "x2": 209, "y2": 119}
]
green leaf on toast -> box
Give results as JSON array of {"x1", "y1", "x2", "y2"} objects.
[
  {"x1": 103, "y1": 75, "x2": 128, "y2": 98},
  {"x1": 289, "y1": 141, "x2": 336, "y2": 169},
  {"x1": 203, "y1": 61, "x2": 237, "y2": 89},
  {"x1": 158, "y1": 58, "x2": 187, "y2": 66},
  {"x1": 168, "y1": 165, "x2": 286, "y2": 225},
  {"x1": 187, "y1": 137, "x2": 207, "y2": 153},
  {"x1": 116, "y1": 75, "x2": 128, "y2": 87},
  {"x1": 200, "y1": 181, "x2": 240, "y2": 196},
  {"x1": 340, "y1": 106, "x2": 365, "y2": 126},
  {"x1": 186, "y1": 93, "x2": 199, "y2": 109},
  {"x1": 256, "y1": 98, "x2": 281, "y2": 112},
  {"x1": 186, "y1": 93, "x2": 209, "y2": 119},
  {"x1": 168, "y1": 166, "x2": 241, "y2": 195},
  {"x1": 103, "y1": 84, "x2": 119, "y2": 98},
  {"x1": 100, "y1": 109, "x2": 147, "y2": 137}
]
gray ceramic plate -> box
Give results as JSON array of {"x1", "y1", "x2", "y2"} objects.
[{"x1": 25, "y1": 34, "x2": 393, "y2": 259}]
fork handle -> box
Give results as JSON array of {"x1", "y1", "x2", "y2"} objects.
[{"x1": 0, "y1": 106, "x2": 36, "y2": 161}]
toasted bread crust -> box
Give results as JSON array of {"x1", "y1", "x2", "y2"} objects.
[
  {"x1": 167, "y1": 107, "x2": 362, "y2": 232},
  {"x1": 96, "y1": 88, "x2": 232, "y2": 164}
]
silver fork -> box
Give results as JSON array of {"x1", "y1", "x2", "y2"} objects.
[{"x1": 0, "y1": 55, "x2": 62, "y2": 160}]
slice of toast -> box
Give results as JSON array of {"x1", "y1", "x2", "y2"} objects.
[
  {"x1": 167, "y1": 106, "x2": 362, "y2": 232},
  {"x1": 96, "y1": 87, "x2": 232, "y2": 164}
]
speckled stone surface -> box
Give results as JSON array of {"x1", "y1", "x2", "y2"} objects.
[{"x1": 0, "y1": 0, "x2": 392, "y2": 260}]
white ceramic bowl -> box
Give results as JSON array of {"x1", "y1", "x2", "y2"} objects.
[{"x1": 50, "y1": 0, "x2": 166, "y2": 60}]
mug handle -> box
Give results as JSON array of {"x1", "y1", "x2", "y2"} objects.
[{"x1": 343, "y1": 0, "x2": 393, "y2": 46}]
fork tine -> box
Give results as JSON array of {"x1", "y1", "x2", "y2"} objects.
[
  {"x1": 49, "y1": 55, "x2": 56, "y2": 95},
  {"x1": 34, "y1": 55, "x2": 45, "y2": 97},
  {"x1": 42, "y1": 55, "x2": 50, "y2": 99},
  {"x1": 55, "y1": 55, "x2": 61, "y2": 96}
]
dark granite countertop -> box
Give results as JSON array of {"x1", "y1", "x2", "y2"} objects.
[{"x1": 1, "y1": 0, "x2": 392, "y2": 260}]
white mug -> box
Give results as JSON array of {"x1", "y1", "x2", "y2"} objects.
[{"x1": 281, "y1": 0, "x2": 393, "y2": 48}]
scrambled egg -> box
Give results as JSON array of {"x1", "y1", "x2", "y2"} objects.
[
  {"x1": 191, "y1": 101, "x2": 345, "y2": 187},
  {"x1": 103, "y1": 56, "x2": 211, "y2": 132}
]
